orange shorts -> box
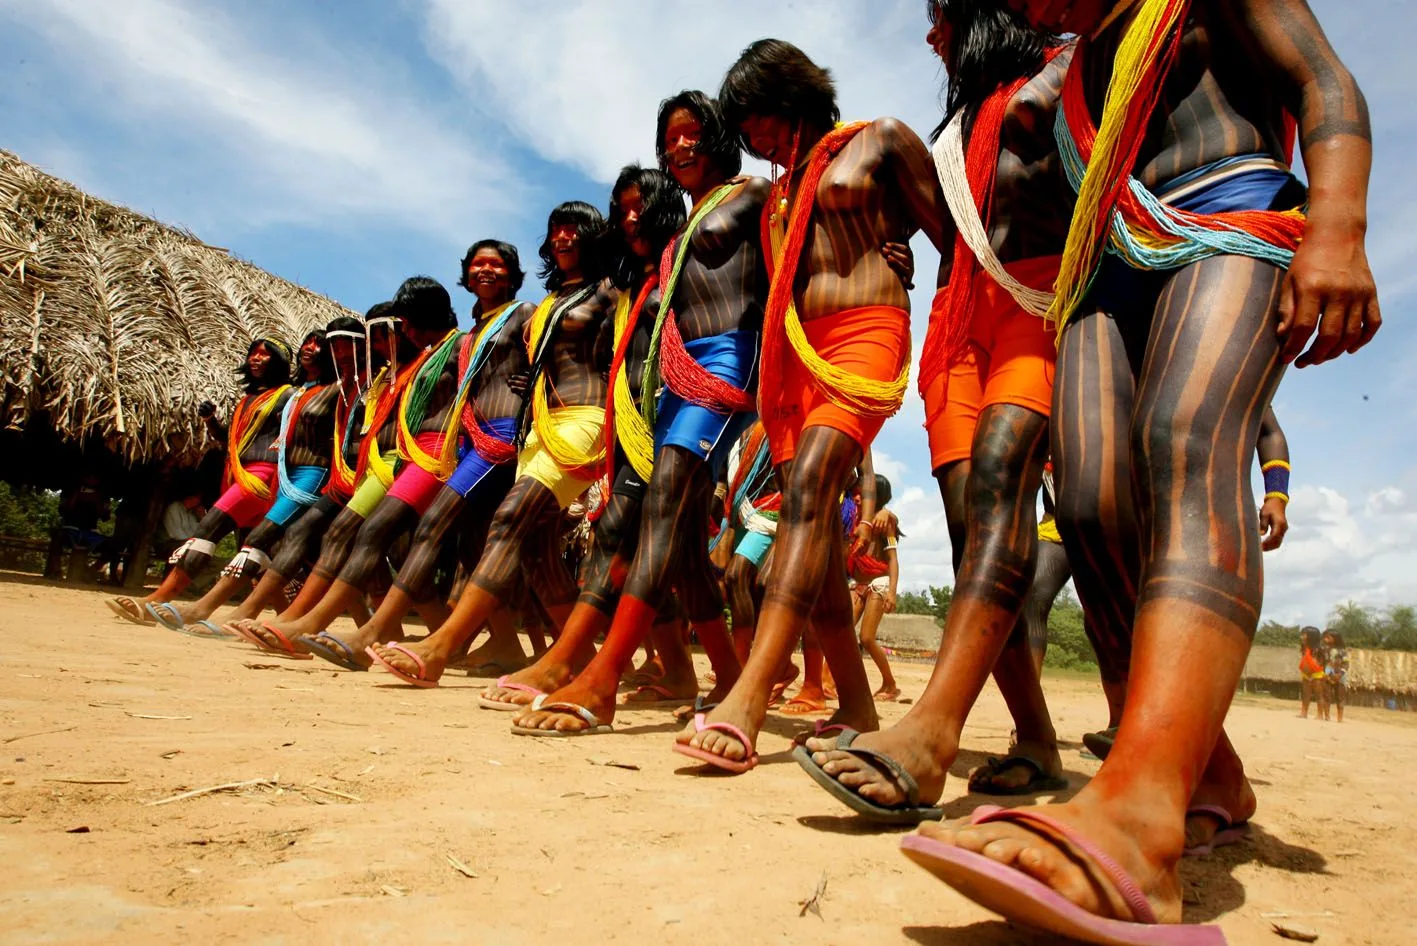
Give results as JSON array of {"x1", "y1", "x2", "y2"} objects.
[
  {"x1": 923, "y1": 256, "x2": 1060, "y2": 472},
  {"x1": 763, "y1": 305, "x2": 909, "y2": 465}
]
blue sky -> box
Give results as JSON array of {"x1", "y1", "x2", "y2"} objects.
[{"x1": 3, "y1": 0, "x2": 1413, "y2": 624}]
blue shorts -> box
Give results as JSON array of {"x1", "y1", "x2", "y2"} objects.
[
  {"x1": 733, "y1": 530, "x2": 774, "y2": 569},
  {"x1": 265, "y1": 465, "x2": 329, "y2": 527},
  {"x1": 447, "y1": 417, "x2": 519, "y2": 499},
  {"x1": 655, "y1": 330, "x2": 758, "y2": 480},
  {"x1": 1084, "y1": 158, "x2": 1305, "y2": 318}
]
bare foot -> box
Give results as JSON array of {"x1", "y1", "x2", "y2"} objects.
[
  {"x1": 511, "y1": 677, "x2": 619, "y2": 733},
  {"x1": 673, "y1": 689, "x2": 765, "y2": 766},
  {"x1": 367, "y1": 639, "x2": 445, "y2": 684},
  {"x1": 1186, "y1": 776, "x2": 1257, "y2": 852},
  {"x1": 780, "y1": 684, "x2": 828, "y2": 716},
  {"x1": 791, "y1": 702, "x2": 880, "y2": 746},
  {"x1": 767, "y1": 662, "x2": 800, "y2": 707},
  {"x1": 479, "y1": 659, "x2": 576, "y2": 708},
  {"x1": 804, "y1": 716, "x2": 957, "y2": 809},
  {"x1": 966, "y1": 739, "x2": 1065, "y2": 794},
  {"x1": 620, "y1": 673, "x2": 698, "y2": 707},
  {"x1": 914, "y1": 795, "x2": 1185, "y2": 925}
]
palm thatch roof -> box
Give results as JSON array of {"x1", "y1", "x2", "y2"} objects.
[{"x1": 0, "y1": 149, "x2": 355, "y2": 465}]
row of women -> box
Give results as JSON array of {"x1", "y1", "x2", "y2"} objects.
[{"x1": 104, "y1": 1, "x2": 1379, "y2": 942}]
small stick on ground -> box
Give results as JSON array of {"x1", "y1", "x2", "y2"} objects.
[
  {"x1": 146, "y1": 777, "x2": 277, "y2": 806},
  {"x1": 125, "y1": 713, "x2": 193, "y2": 720},
  {"x1": 44, "y1": 777, "x2": 132, "y2": 785},
  {"x1": 3, "y1": 725, "x2": 78, "y2": 744},
  {"x1": 446, "y1": 854, "x2": 479, "y2": 878},
  {"x1": 799, "y1": 871, "x2": 828, "y2": 918},
  {"x1": 302, "y1": 783, "x2": 362, "y2": 803}
]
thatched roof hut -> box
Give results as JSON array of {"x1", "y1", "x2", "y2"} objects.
[{"x1": 0, "y1": 149, "x2": 355, "y2": 466}]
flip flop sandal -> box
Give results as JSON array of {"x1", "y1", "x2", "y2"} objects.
[
  {"x1": 365, "y1": 642, "x2": 437, "y2": 687},
  {"x1": 478, "y1": 675, "x2": 543, "y2": 711},
  {"x1": 146, "y1": 602, "x2": 188, "y2": 632},
  {"x1": 301, "y1": 632, "x2": 370, "y2": 671},
  {"x1": 968, "y1": 755, "x2": 1070, "y2": 797},
  {"x1": 793, "y1": 728, "x2": 943, "y2": 825},
  {"x1": 673, "y1": 694, "x2": 720, "y2": 723},
  {"x1": 1082, "y1": 727, "x2": 1118, "y2": 761},
  {"x1": 779, "y1": 696, "x2": 829, "y2": 716},
  {"x1": 510, "y1": 695, "x2": 613, "y2": 737},
  {"x1": 901, "y1": 805, "x2": 1226, "y2": 944},
  {"x1": 1183, "y1": 804, "x2": 1251, "y2": 857},
  {"x1": 106, "y1": 597, "x2": 153, "y2": 625},
  {"x1": 792, "y1": 719, "x2": 852, "y2": 747},
  {"x1": 619, "y1": 683, "x2": 696, "y2": 708},
  {"x1": 179, "y1": 619, "x2": 236, "y2": 640},
  {"x1": 672, "y1": 714, "x2": 758, "y2": 774},
  {"x1": 248, "y1": 621, "x2": 314, "y2": 659}
]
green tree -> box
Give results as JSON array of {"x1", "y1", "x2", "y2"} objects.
[
  {"x1": 1381, "y1": 604, "x2": 1417, "y2": 651},
  {"x1": 0, "y1": 483, "x2": 60, "y2": 539},
  {"x1": 1328, "y1": 600, "x2": 1381, "y2": 647},
  {"x1": 928, "y1": 584, "x2": 954, "y2": 627},
  {"x1": 1043, "y1": 589, "x2": 1099, "y2": 671},
  {"x1": 894, "y1": 590, "x2": 935, "y2": 616},
  {"x1": 1254, "y1": 620, "x2": 1300, "y2": 648}
]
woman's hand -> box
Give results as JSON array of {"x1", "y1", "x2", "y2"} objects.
[{"x1": 1277, "y1": 217, "x2": 1381, "y2": 368}]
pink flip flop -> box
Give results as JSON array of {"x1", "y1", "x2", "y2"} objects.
[
  {"x1": 478, "y1": 675, "x2": 543, "y2": 711},
  {"x1": 1183, "y1": 805, "x2": 1250, "y2": 857},
  {"x1": 672, "y1": 714, "x2": 758, "y2": 774},
  {"x1": 792, "y1": 719, "x2": 851, "y2": 747},
  {"x1": 366, "y1": 642, "x2": 438, "y2": 688},
  {"x1": 901, "y1": 805, "x2": 1226, "y2": 945}
]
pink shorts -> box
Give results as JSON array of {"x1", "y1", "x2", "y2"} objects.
[
  {"x1": 214, "y1": 462, "x2": 278, "y2": 528},
  {"x1": 386, "y1": 432, "x2": 448, "y2": 515}
]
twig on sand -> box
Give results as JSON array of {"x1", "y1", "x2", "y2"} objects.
[
  {"x1": 301, "y1": 783, "x2": 362, "y2": 803},
  {"x1": 446, "y1": 854, "x2": 479, "y2": 878},
  {"x1": 146, "y1": 777, "x2": 278, "y2": 806},
  {"x1": 44, "y1": 777, "x2": 131, "y2": 785},
  {"x1": 1272, "y1": 923, "x2": 1320, "y2": 942},
  {"x1": 125, "y1": 713, "x2": 193, "y2": 720},
  {"x1": 799, "y1": 872, "x2": 828, "y2": 918},
  {"x1": 3, "y1": 725, "x2": 77, "y2": 744}
]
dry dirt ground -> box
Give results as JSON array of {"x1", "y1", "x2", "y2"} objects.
[{"x1": 1, "y1": 576, "x2": 1412, "y2": 945}]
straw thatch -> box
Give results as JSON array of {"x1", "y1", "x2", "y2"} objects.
[
  {"x1": 1242, "y1": 644, "x2": 1417, "y2": 695},
  {"x1": 0, "y1": 149, "x2": 355, "y2": 465}
]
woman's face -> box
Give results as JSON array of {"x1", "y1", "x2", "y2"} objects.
[
  {"x1": 550, "y1": 222, "x2": 582, "y2": 274},
  {"x1": 739, "y1": 114, "x2": 796, "y2": 165},
  {"x1": 299, "y1": 336, "x2": 322, "y2": 373},
  {"x1": 465, "y1": 248, "x2": 512, "y2": 301},
  {"x1": 663, "y1": 107, "x2": 713, "y2": 193},
  {"x1": 329, "y1": 338, "x2": 358, "y2": 376},
  {"x1": 926, "y1": 15, "x2": 953, "y2": 67},
  {"x1": 247, "y1": 343, "x2": 272, "y2": 378},
  {"x1": 1323, "y1": 634, "x2": 1336, "y2": 648},
  {"x1": 615, "y1": 184, "x2": 653, "y2": 261}
]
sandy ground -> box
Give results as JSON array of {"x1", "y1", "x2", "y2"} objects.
[{"x1": 1, "y1": 576, "x2": 1413, "y2": 946}]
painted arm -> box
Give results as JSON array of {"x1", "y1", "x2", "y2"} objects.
[
  {"x1": 1225, "y1": 0, "x2": 1380, "y2": 368},
  {"x1": 878, "y1": 117, "x2": 952, "y2": 254},
  {"x1": 854, "y1": 449, "x2": 878, "y2": 551},
  {"x1": 885, "y1": 540, "x2": 899, "y2": 613},
  {"x1": 1256, "y1": 406, "x2": 1290, "y2": 551}
]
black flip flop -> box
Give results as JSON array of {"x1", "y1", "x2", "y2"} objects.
[
  {"x1": 1082, "y1": 727, "x2": 1117, "y2": 760},
  {"x1": 968, "y1": 755, "x2": 1069, "y2": 797},
  {"x1": 793, "y1": 729, "x2": 943, "y2": 825}
]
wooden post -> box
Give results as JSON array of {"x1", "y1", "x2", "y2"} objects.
[{"x1": 124, "y1": 465, "x2": 168, "y2": 591}]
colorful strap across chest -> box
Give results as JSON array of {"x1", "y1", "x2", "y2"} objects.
[
  {"x1": 604, "y1": 279, "x2": 656, "y2": 482},
  {"x1": 396, "y1": 329, "x2": 464, "y2": 479},
  {"x1": 527, "y1": 286, "x2": 606, "y2": 478},
  {"x1": 225, "y1": 385, "x2": 291, "y2": 500},
  {"x1": 326, "y1": 390, "x2": 365, "y2": 499},
  {"x1": 760, "y1": 121, "x2": 910, "y2": 419},
  {"x1": 458, "y1": 302, "x2": 521, "y2": 464},
  {"x1": 275, "y1": 383, "x2": 329, "y2": 506},
  {"x1": 642, "y1": 184, "x2": 741, "y2": 426},
  {"x1": 1048, "y1": 0, "x2": 1304, "y2": 331},
  {"x1": 360, "y1": 360, "x2": 424, "y2": 488}
]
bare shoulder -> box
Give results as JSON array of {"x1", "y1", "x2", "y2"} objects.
[
  {"x1": 869, "y1": 116, "x2": 927, "y2": 152},
  {"x1": 732, "y1": 175, "x2": 772, "y2": 203}
]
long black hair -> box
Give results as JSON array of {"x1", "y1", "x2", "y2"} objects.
[
  {"x1": 1301, "y1": 626, "x2": 1323, "y2": 652},
  {"x1": 460, "y1": 239, "x2": 526, "y2": 295},
  {"x1": 720, "y1": 39, "x2": 839, "y2": 159},
  {"x1": 609, "y1": 164, "x2": 687, "y2": 288},
  {"x1": 927, "y1": 0, "x2": 1063, "y2": 140},
  {"x1": 656, "y1": 90, "x2": 742, "y2": 178},
  {"x1": 297, "y1": 329, "x2": 337, "y2": 385},
  {"x1": 391, "y1": 275, "x2": 457, "y2": 331},
  {"x1": 237, "y1": 337, "x2": 293, "y2": 393},
  {"x1": 537, "y1": 201, "x2": 610, "y2": 291}
]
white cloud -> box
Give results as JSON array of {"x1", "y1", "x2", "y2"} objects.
[
  {"x1": 420, "y1": 0, "x2": 945, "y2": 185},
  {"x1": 3, "y1": 0, "x2": 531, "y2": 241}
]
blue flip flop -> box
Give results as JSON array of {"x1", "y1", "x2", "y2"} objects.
[
  {"x1": 179, "y1": 619, "x2": 236, "y2": 640},
  {"x1": 146, "y1": 602, "x2": 187, "y2": 632}
]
